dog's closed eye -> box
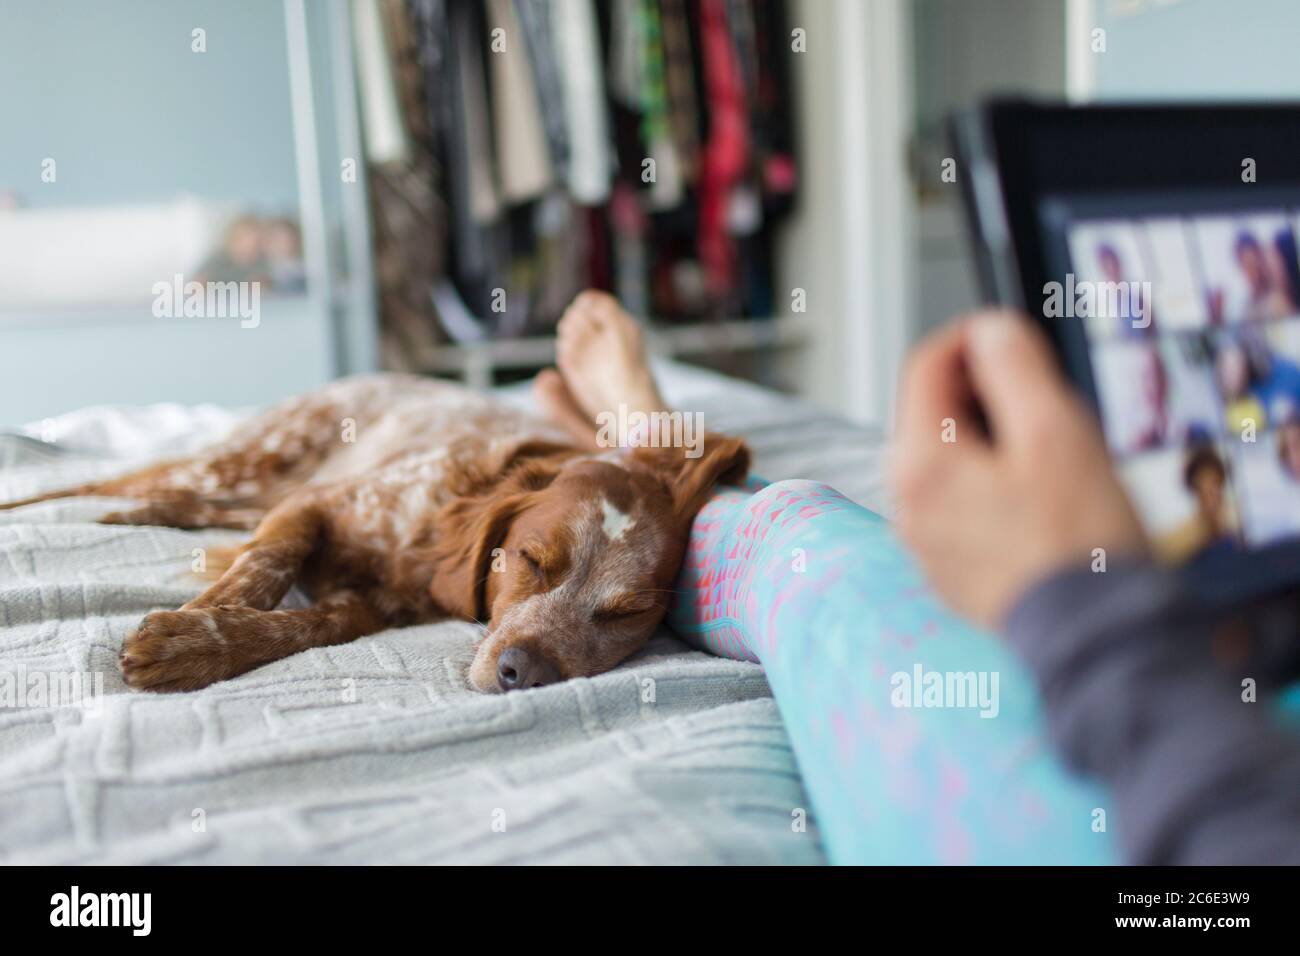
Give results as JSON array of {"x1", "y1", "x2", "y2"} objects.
[
  {"x1": 517, "y1": 548, "x2": 545, "y2": 580},
  {"x1": 593, "y1": 598, "x2": 657, "y2": 622}
]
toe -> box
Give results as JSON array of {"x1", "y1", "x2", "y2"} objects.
[
  {"x1": 573, "y1": 289, "x2": 616, "y2": 312},
  {"x1": 561, "y1": 299, "x2": 602, "y2": 336},
  {"x1": 533, "y1": 368, "x2": 575, "y2": 420},
  {"x1": 533, "y1": 367, "x2": 563, "y2": 399}
]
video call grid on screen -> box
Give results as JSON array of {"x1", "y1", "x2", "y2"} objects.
[{"x1": 1038, "y1": 190, "x2": 1300, "y2": 566}]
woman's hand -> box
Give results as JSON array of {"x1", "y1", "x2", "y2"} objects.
[{"x1": 890, "y1": 310, "x2": 1149, "y2": 628}]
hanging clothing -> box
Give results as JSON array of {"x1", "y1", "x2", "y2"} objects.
[
  {"x1": 485, "y1": 0, "x2": 554, "y2": 203},
  {"x1": 512, "y1": 0, "x2": 571, "y2": 181},
  {"x1": 442, "y1": 0, "x2": 498, "y2": 284},
  {"x1": 726, "y1": 0, "x2": 760, "y2": 107},
  {"x1": 637, "y1": 0, "x2": 684, "y2": 209},
  {"x1": 608, "y1": 0, "x2": 644, "y2": 109},
  {"x1": 697, "y1": 0, "x2": 750, "y2": 299},
  {"x1": 352, "y1": 0, "x2": 411, "y2": 165},
  {"x1": 552, "y1": 0, "x2": 613, "y2": 204},
  {"x1": 368, "y1": 0, "x2": 447, "y2": 361},
  {"x1": 752, "y1": 0, "x2": 798, "y2": 219},
  {"x1": 610, "y1": 181, "x2": 650, "y2": 319},
  {"x1": 370, "y1": 0, "x2": 800, "y2": 349},
  {"x1": 658, "y1": 0, "x2": 701, "y2": 184},
  {"x1": 456, "y1": 10, "x2": 502, "y2": 225}
]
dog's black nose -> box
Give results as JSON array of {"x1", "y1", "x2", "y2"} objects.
[{"x1": 497, "y1": 646, "x2": 560, "y2": 691}]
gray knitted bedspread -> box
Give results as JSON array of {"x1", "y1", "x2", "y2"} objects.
[{"x1": 0, "y1": 362, "x2": 888, "y2": 864}]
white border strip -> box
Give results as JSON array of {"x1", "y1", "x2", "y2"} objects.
[{"x1": 1066, "y1": 0, "x2": 1099, "y2": 103}]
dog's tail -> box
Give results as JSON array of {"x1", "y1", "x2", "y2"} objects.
[
  {"x1": 0, "y1": 459, "x2": 190, "y2": 512},
  {"x1": 0, "y1": 482, "x2": 106, "y2": 511}
]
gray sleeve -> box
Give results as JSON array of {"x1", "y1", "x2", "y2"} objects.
[{"x1": 1004, "y1": 562, "x2": 1300, "y2": 865}]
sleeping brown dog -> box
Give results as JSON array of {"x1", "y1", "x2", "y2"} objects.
[{"x1": 0, "y1": 375, "x2": 748, "y2": 692}]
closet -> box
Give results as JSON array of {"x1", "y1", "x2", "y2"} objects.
[{"x1": 363, "y1": 0, "x2": 809, "y2": 387}]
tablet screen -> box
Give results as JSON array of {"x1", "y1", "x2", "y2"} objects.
[{"x1": 1043, "y1": 198, "x2": 1300, "y2": 565}]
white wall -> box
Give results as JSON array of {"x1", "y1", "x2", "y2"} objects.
[
  {"x1": 778, "y1": 0, "x2": 1073, "y2": 425},
  {"x1": 0, "y1": 0, "x2": 375, "y2": 424},
  {"x1": 912, "y1": 0, "x2": 1068, "y2": 340},
  {"x1": 778, "y1": 0, "x2": 913, "y2": 428},
  {"x1": 776, "y1": 0, "x2": 850, "y2": 417},
  {"x1": 0, "y1": 0, "x2": 301, "y2": 212},
  {"x1": 1077, "y1": 0, "x2": 1300, "y2": 100},
  {"x1": 914, "y1": 0, "x2": 1067, "y2": 131}
]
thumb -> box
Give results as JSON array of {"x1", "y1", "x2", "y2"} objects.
[{"x1": 963, "y1": 311, "x2": 1079, "y2": 452}]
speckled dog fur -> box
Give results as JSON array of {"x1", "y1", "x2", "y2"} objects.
[{"x1": 1, "y1": 374, "x2": 749, "y2": 693}]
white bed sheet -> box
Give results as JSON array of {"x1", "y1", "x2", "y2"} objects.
[{"x1": 0, "y1": 363, "x2": 888, "y2": 864}]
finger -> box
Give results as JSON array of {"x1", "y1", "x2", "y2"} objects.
[
  {"x1": 962, "y1": 310, "x2": 1078, "y2": 453},
  {"x1": 895, "y1": 320, "x2": 991, "y2": 461},
  {"x1": 891, "y1": 321, "x2": 994, "y2": 514}
]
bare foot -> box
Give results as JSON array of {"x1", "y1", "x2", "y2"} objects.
[
  {"x1": 533, "y1": 368, "x2": 600, "y2": 450},
  {"x1": 555, "y1": 291, "x2": 669, "y2": 422}
]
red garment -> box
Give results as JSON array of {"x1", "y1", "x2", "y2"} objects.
[{"x1": 696, "y1": 0, "x2": 750, "y2": 300}]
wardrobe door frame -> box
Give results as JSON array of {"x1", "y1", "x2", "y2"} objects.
[
  {"x1": 781, "y1": 0, "x2": 915, "y2": 427},
  {"x1": 846, "y1": 0, "x2": 915, "y2": 428},
  {"x1": 287, "y1": 0, "x2": 380, "y2": 379}
]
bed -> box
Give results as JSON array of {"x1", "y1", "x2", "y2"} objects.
[{"x1": 0, "y1": 362, "x2": 890, "y2": 864}]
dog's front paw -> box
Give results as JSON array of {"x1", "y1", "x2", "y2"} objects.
[{"x1": 119, "y1": 609, "x2": 242, "y2": 692}]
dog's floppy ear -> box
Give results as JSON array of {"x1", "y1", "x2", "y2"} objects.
[
  {"x1": 630, "y1": 434, "x2": 751, "y2": 522},
  {"x1": 428, "y1": 491, "x2": 527, "y2": 621},
  {"x1": 426, "y1": 440, "x2": 574, "y2": 620},
  {"x1": 440, "y1": 438, "x2": 579, "y2": 498}
]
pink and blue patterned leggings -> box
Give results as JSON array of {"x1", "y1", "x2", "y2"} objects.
[{"x1": 667, "y1": 479, "x2": 1115, "y2": 864}]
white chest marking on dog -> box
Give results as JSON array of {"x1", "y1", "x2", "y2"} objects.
[{"x1": 599, "y1": 498, "x2": 636, "y2": 542}]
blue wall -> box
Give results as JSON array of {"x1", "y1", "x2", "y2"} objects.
[
  {"x1": 1093, "y1": 0, "x2": 1300, "y2": 100},
  {"x1": 0, "y1": 0, "x2": 300, "y2": 211},
  {"x1": 0, "y1": 0, "x2": 381, "y2": 423}
]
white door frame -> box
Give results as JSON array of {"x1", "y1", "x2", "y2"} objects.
[
  {"x1": 1066, "y1": 0, "x2": 1099, "y2": 102},
  {"x1": 837, "y1": 0, "x2": 915, "y2": 428}
]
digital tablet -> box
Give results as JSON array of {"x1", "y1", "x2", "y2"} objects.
[{"x1": 952, "y1": 99, "x2": 1300, "y2": 601}]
